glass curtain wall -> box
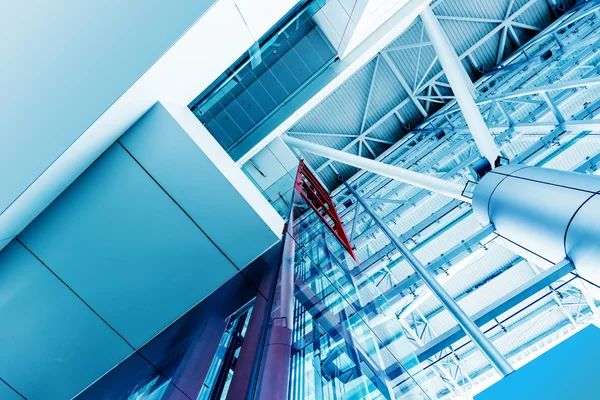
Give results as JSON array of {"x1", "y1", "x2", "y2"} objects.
[{"x1": 252, "y1": 175, "x2": 438, "y2": 400}]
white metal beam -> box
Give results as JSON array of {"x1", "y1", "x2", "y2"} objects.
[
  {"x1": 421, "y1": 5, "x2": 501, "y2": 165},
  {"x1": 381, "y1": 52, "x2": 429, "y2": 117},
  {"x1": 283, "y1": 135, "x2": 470, "y2": 201}
]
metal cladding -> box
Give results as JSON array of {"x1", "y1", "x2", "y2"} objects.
[{"x1": 473, "y1": 164, "x2": 600, "y2": 282}]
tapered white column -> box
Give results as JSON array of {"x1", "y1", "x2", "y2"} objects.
[{"x1": 421, "y1": 6, "x2": 500, "y2": 166}]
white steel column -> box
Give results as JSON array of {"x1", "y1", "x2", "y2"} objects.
[
  {"x1": 282, "y1": 135, "x2": 470, "y2": 202},
  {"x1": 421, "y1": 6, "x2": 501, "y2": 166}
]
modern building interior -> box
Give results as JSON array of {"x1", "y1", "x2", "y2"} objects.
[{"x1": 2, "y1": 0, "x2": 600, "y2": 399}]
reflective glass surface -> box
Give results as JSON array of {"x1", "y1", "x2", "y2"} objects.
[{"x1": 252, "y1": 186, "x2": 435, "y2": 400}]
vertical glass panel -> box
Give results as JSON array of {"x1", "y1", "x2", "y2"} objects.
[{"x1": 252, "y1": 186, "x2": 436, "y2": 399}]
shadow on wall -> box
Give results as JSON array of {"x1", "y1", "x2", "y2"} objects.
[{"x1": 76, "y1": 243, "x2": 281, "y2": 400}]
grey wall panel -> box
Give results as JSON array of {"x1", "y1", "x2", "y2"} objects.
[
  {"x1": 0, "y1": 237, "x2": 12, "y2": 251},
  {"x1": 120, "y1": 103, "x2": 279, "y2": 269},
  {"x1": 75, "y1": 243, "x2": 282, "y2": 400},
  {"x1": 18, "y1": 144, "x2": 239, "y2": 349},
  {"x1": 0, "y1": 380, "x2": 23, "y2": 400},
  {"x1": 0, "y1": 241, "x2": 132, "y2": 400}
]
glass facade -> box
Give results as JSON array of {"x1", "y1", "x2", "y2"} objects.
[
  {"x1": 199, "y1": 303, "x2": 254, "y2": 400},
  {"x1": 189, "y1": 0, "x2": 336, "y2": 159},
  {"x1": 255, "y1": 179, "x2": 433, "y2": 400},
  {"x1": 75, "y1": 159, "x2": 597, "y2": 400}
]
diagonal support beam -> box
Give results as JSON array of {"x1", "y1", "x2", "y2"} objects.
[
  {"x1": 415, "y1": 259, "x2": 575, "y2": 361},
  {"x1": 381, "y1": 52, "x2": 429, "y2": 117},
  {"x1": 345, "y1": 183, "x2": 514, "y2": 377}
]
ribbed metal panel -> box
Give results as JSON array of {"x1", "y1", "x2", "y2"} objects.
[
  {"x1": 544, "y1": 135, "x2": 600, "y2": 170},
  {"x1": 286, "y1": 0, "x2": 568, "y2": 190},
  {"x1": 292, "y1": 59, "x2": 376, "y2": 136},
  {"x1": 435, "y1": 0, "x2": 509, "y2": 21},
  {"x1": 364, "y1": 58, "x2": 410, "y2": 130},
  {"x1": 425, "y1": 261, "x2": 538, "y2": 337},
  {"x1": 414, "y1": 214, "x2": 481, "y2": 264}
]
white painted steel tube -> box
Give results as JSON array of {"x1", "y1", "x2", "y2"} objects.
[
  {"x1": 421, "y1": 6, "x2": 501, "y2": 166},
  {"x1": 282, "y1": 135, "x2": 470, "y2": 202},
  {"x1": 473, "y1": 164, "x2": 600, "y2": 285}
]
